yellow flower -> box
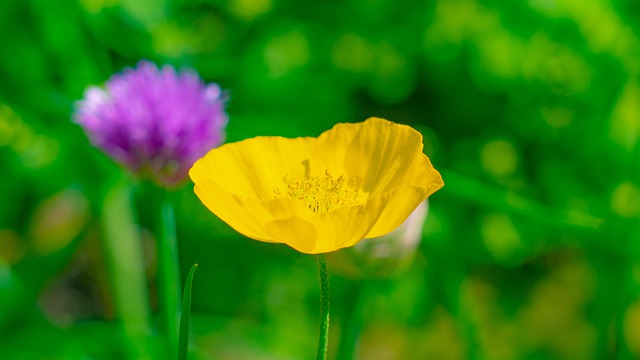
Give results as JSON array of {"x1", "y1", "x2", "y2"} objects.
[{"x1": 189, "y1": 117, "x2": 444, "y2": 254}]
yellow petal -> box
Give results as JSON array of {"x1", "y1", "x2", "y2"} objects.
[
  {"x1": 190, "y1": 136, "x2": 313, "y2": 200},
  {"x1": 194, "y1": 179, "x2": 307, "y2": 243},
  {"x1": 366, "y1": 185, "x2": 429, "y2": 238},
  {"x1": 366, "y1": 150, "x2": 443, "y2": 238},
  {"x1": 264, "y1": 196, "x2": 386, "y2": 254},
  {"x1": 263, "y1": 217, "x2": 317, "y2": 253},
  {"x1": 313, "y1": 117, "x2": 426, "y2": 194},
  {"x1": 194, "y1": 180, "x2": 274, "y2": 242}
]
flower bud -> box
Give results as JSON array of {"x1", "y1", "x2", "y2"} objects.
[{"x1": 327, "y1": 200, "x2": 429, "y2": 278}]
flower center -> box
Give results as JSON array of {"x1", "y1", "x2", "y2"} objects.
[{"x1": 275, "y1": 170, "x2": 360, "y2": 214}]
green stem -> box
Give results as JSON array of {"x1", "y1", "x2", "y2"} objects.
[
  {"x1": 316, "y1": 254, "x2": 330, "y2": 360},
  {"x1": 157, "y1": 191, "x2": 181, "y2": 358},
  {"x1": 102, "y1": 178, "x2": 152, "y2": 359}
]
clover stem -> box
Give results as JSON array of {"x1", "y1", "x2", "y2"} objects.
[
  {"x1": 316, "y1": 254, "x2": 330, "y2": 360},
  {"x1": 157, "y1": 191, "x2": 181, "y2": 357},
  {"x1": 102, "y1": 178, "x2": 152, "y2": 359}
]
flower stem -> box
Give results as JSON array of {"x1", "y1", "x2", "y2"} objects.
[
  {"x1": 102, "y1": 178, "x2": 152, "y2": 359},
  {"x1": 157, "y1": 191, "x2": 181, "y2": 357},
  {"x1": 316, "y1": 254, "x2": 330, "y2": 360}
]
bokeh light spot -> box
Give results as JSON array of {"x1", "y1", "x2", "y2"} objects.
[
  {"x1": 610, "y1": 181, "x2": 640, "y2": 218},
  {"x1": 542, "y1": 106, "x2": 573, "y2": 129},
  {"x1": 480, "y1": 213, "x2": 522, "y2": 261},
  {"x1": 624, "y1": 299, "x2": 640, "y2": 357},
  {"x1": 263, "y1": 30, "x2": 310, "y2": 78},
  {"x1": 0, "y1": 230, "x2": 24, "y2": 265},
  {"x1": 29, "y1": 190, "x2": 90, "y2": 256},
  {"x1": 331, "y1": 33, "x2": 372, "y2": 73},
  {"x1": 480, "y1": 140, "x2": 518, "y2": 178},
  {"x1": 230, "y1": 0, "x2": 272, "y2": 21},
  {"x1": 610, "y1": 81, "x2": 640, "y2": 151},
  {"x1": 0, "y1": 104, "x2": 21, "y2": 146}
]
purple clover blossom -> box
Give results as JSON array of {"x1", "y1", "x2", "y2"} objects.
[{"x1": 75, "y1": 61, "x2": 227, "y2": 187}]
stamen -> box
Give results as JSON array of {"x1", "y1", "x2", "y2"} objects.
[{"x1": 274, "y1": 170, "x2": 360, "y2": 213}]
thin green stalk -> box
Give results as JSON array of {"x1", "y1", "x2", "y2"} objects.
[
  {"x1": 157, "y1": 191, "x2": 181, "y2": 358},
  {"x1": 102, "y1": 179, "x2": 152, "y2": 359},
  {"x1": 316, "y1": 254, "x2": 330, "y2": 360}
]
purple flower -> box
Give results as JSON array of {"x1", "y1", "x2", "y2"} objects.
[{"x1": 75, "y1": 61, "x2": 227, "y2": 187}]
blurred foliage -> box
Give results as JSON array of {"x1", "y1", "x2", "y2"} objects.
[{"x1": 2, "y1": 0, "x2": 640, "y2": 359}]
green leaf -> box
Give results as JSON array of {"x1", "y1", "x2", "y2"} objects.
[{"x1": 178, "y1": 263, "x2": 198, "y2": 360}]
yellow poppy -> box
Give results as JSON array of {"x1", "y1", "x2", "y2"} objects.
[{"x1": 189, "y1": 117, "x2": 444, "y2": 254}]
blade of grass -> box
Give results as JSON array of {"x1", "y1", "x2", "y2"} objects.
[
  {"x1": 178, "y1": 263, "x2": 198, "y2": 360},
  {"x1": 441, "y1": 169, "x2": 604, "y2": 231}
]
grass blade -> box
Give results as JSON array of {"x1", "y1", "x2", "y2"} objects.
[{"x1": 178, "y1": 263, "x2": 198, "y2": 360}]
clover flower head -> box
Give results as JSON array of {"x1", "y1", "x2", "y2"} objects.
[{"x1": 74, "y1": 60, "x2": 227, "y2": 187}]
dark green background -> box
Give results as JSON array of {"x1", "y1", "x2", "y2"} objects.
[{"x1": 1, "y1": 0, "x2": 638, "y2": 359}]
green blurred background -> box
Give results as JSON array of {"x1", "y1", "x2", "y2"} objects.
[{"x1": 1, "y1": 0, "x2": 639, "y2": 359}]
